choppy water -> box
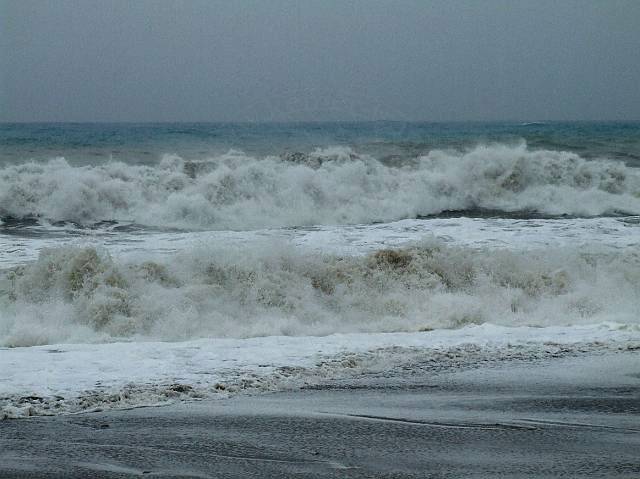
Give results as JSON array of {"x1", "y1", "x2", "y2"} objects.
[{"x1": 1, "y1": 122, "x2": 639, "y2": 417}]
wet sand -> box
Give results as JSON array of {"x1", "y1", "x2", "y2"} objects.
[{"x1": 1, "y1": 351, "x2": 639, "y2": 478}]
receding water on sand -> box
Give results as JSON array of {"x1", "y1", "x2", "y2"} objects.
[{"x1": 1, "y1": 351, "x2": 638, "y2": 478}]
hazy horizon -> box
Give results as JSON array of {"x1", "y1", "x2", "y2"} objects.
[
  {"x1": 2, "y1": 119, "x2": 640, "y2": 125},
  {"x1": 2, "y1": 0, "x2": 639, "y2": 122}
]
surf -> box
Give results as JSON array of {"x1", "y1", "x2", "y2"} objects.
[
  {"x1": 1, "y1": 143, "x2": 639, "y2": 231},
  {"x1": 1, "y1": 238, "x2": 638, "y2": 347}
]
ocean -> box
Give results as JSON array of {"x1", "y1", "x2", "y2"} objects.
[{"x1": 1, "y1": 121, "x2": 639, "y2": 418}]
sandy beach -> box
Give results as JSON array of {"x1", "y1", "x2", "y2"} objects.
[{"x1": 1, "y1": 349, "x2": 638, "y2": 478}]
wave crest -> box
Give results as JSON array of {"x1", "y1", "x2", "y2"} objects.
[
  {"x1": 1, "y1": 240, "x2": 638, "y2": 346},
  {"x1": 1, "y1": 144, "x2": 639, "y2": 230}
]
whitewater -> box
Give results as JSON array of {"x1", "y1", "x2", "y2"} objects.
[
  {"x1": 2, "y1": 143, "x2": 640, "y2": 229},
  {"x1": 1, "y1": 123, "x2": 639, "y2": 419}
]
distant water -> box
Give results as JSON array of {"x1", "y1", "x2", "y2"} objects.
[
  {"x1": 2, "y1": 121, "x2": 640, "y2": 166},
  {"x1": 1, "y1": 122, "x2": 639, "y2": 417}
]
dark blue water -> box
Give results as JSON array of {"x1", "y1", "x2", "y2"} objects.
[{"x1": 2, "y1": 122, "x2": 639, "y2": 166}]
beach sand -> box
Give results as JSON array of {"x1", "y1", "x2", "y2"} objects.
[{"x1": 1, "y1": 350, "x2": 638, "y2": 478}]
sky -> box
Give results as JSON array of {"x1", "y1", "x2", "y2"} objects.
[{"x1": 1, "y1": 0, "x2": 639, "y2": 122}]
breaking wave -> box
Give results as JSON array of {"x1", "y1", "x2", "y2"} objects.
[
  {"x1": 1, "y1": 239, "x2": 638, "y2": 347},
  {"x1": 1, "y1": 143, "x2": 639, "y2": 230}
]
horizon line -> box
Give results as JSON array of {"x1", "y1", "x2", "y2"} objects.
[{"x1": 2, "y1": 119, "x2": 639, "y2": 125}]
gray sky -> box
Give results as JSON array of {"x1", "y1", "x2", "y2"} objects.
[{"x1": 2, "y1": 0, "x2": 639, "y2": 122}]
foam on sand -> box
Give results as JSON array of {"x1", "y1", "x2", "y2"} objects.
[{"x1": 1, "y1": 324, "x2": 638, "y2": 419}]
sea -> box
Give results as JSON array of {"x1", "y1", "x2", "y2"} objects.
[{"x1": 1, "y1": 121, "x2": 639, "y2": 418}]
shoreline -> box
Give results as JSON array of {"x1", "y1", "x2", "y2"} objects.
[
  {"x1": 1, "y1": 349, "x2": 638, "y2": 478},
  {"x1": 2, "y1": 324, "x2": 638, "y2": 419}
]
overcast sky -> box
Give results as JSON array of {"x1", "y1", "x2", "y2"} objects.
[{"x1": 1, "y1": 0, "x2": 639, "y2": 122}]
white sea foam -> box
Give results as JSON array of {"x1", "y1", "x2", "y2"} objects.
[
  {"x1": 1, "y1": 238, "x2": 638, "y2": 348},
  {"x1": 2, "y1": 141, "x2": 640, "y2": 420},
  {"x1": 3, "y1": 216, "x2": 639, "y2": 269},
  {"x1": 2, "y1": 324, "x2": 638, "y2": 419},
  {"x1": 1, "y1": 143, "x2": 639, "y2": 229}
]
